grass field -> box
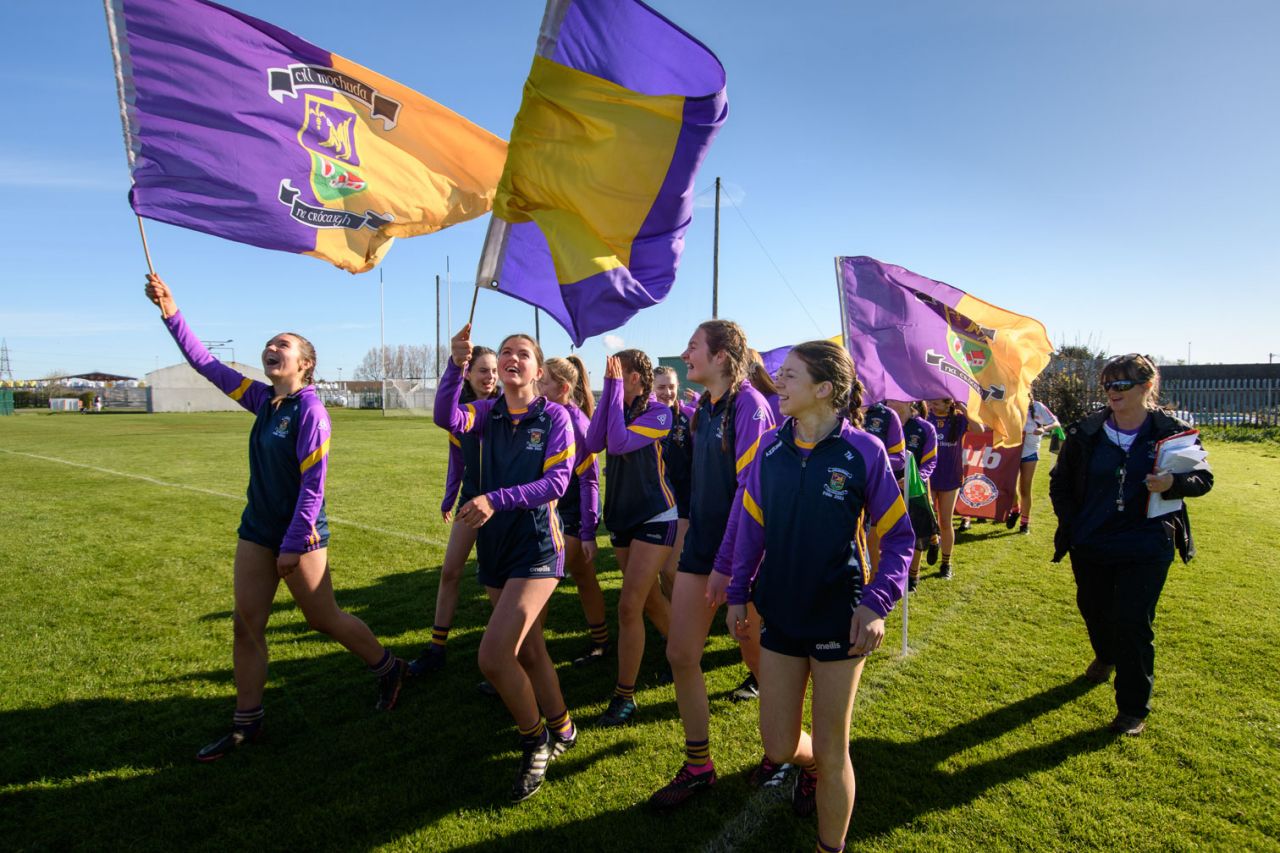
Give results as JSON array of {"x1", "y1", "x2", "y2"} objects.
[{"x1": 2, "y1": 409, "x2": 1278, "y2": 852}]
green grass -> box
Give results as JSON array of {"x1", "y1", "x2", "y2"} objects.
[{"x1": 1, "y1": 409, "x2": 1277, "y2": 851}]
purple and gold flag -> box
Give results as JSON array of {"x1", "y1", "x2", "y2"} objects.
[
  {"x1": 837, "y1": 256, "x2": 1053, "y2": 447},
  {"x1": 474, "y1": 0, "x2": 727, "y2": 346},
  {"x1": 106, "y1": 0, "x2": 507, "y2": 273}
]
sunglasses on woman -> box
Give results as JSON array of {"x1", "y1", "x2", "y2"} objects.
[{"x1": 1102, "y1": 379, "x2": 1139, "y2": 392}]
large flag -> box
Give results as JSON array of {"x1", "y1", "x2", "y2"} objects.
[
  {"x1": 474, "y1": 0, "x2": 727, "y2": 346},
  {"x1": 836, "y1": 256, "x2": 1053, "y2": 447},
  {"x1": 105, "y1": 0, "x2": 507, "y2": 273}
]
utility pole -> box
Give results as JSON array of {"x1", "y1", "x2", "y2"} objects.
[
  {"x1": 534, "y1": 308, "x2": 541, "y2": 346},
  {"x1": 380, "y1": 268, "x2": 386, "y2": 415},
  {"x1": 712, "y1": 176, "x2": 720, "y2": 319},
  {"x1": 435, "y1": 274, "x2": 442, "y2": 382}
]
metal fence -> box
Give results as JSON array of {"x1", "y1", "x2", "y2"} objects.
[{"x1": 1161, "y1": 378, "x2": 1279, "y2": 426}]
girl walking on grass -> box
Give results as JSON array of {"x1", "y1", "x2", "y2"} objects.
[
  {"x1": 651, "y1": 320, "x2": 774, "y2": 809},
  {"x1": 144, "y1": 274, "x2": 406, "y2": 763},
  {"x1": 584, "y1": 350, "x2": 675, "y2": 727},
  {"x1": 726, "y1": 341, "x2": 913, "y2": 853},
  {"x1": 433, "y1": 324, "x2": 579, "y2": 802},
  {"x1": 537, "y1": 356, "x2": 610, "y2": 666},
  {"x1": 408, "y1": 345, "x2": 499, "y2": 677}
]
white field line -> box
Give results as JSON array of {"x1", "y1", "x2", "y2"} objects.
[{"x1": 1, "y1": 448, "x2": 443, "y2": 547}]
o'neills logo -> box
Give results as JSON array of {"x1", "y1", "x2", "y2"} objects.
[
  {"x1": 268, "y1": 64, "x2": 401, "y2": 129},
  {"x1": 814, "y1": 641, "x2": 842, "y2": 651}
]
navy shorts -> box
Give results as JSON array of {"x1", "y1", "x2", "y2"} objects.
[
  {"x1": 558, "y1": 508, "x2": 583, "y2": 540},
  {"x1": 238, "y1": 512, "x2": 328, "y2": 555},
  {"x1": 1022, "y1": 452, "x2": 1039, "y2": 463},
  {"x1": 477, "y1": 550, "x2": 565, "y2": 589},
  {"x1": 759, "y1": 622, "x2": 867, "y2": 662},
  {"x1": 610, "y1": 521, "x2": 677, "y2": 549}
]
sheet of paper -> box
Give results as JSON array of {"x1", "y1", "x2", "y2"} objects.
[{"x1": 1148, "y1": 431, "x2": 1207, "y2": 518}]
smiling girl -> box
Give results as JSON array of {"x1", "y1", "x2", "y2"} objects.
[
  {"x1": 144, "y1": 274, "x2": 406, "y2": 763},
  {"x1": 726, "y1": 341, "x2": 913, "y2": 852},
  {"x1": 434, "y1": 324, "x2": 578, "y2": 801}
]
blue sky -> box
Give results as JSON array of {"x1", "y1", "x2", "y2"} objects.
[{"x1": 2, "y1": 0, "x2": 1277, "y2": 381}]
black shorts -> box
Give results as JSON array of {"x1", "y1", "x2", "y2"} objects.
[
  {"x1": 238, "y1": 513, "x2": 328, "y2": 555},
  {"x1": 558, "y1": 508, "x2": 583, "y2": 539},
  {"x1": 759, "y1": 622, "x2": 867, "y2": 662},
  {"x1": 477, "y1": 550, "x2": 565, "y2": 589},
  {"x1": 609, "y1": 520, "x2": 677, "y2": 549}
]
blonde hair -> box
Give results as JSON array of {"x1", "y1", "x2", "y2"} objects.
[
  {"x1": 544, "y1": 355, "x2": 595, "y2": 417},
  {"x1": 1101, "y1": 353, "x2": 1161, "y2": 409}
]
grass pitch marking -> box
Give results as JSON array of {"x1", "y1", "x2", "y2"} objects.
[{"x1": 1, "y1": 448, "x2": 444, "y2": 547}]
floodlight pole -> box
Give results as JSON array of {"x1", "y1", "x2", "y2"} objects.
[{"x1": 712, "y1": 176, "x2": 720, "y2": 319}]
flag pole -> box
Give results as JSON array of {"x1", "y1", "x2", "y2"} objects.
[
  {"x1": 380, "y1": 268, "x2": 387, "y2": 416},
  {"x1": 712, "y1": 176, "x2": 720, "y2": 318},
  {"x1": 435, "y1": 274, "x2": 442, "y2": 382},
  {"x1": 834, "y1": 256, "x2": 849, "y2": 351},
  {"x1": 105, "y1": 0, "x2": 160, "y2": 288}
]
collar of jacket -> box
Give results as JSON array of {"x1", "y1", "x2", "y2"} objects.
[
  {"x1": 1072, "y1": 407, "x2": 1189, "y2": 438},
  {"x1": 492, "y1": 395, "x2": 548, "y2": 421},
  {"x1": 777, "y1": 417, "x2": 848, "y2": 452}
]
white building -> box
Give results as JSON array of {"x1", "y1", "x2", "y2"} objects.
[{"x1": 145, "y1": 362, "x2": 269, "y2": 413}]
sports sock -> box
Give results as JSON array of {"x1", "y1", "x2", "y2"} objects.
[
  {"x1": 685, "y1": 738, "x2": 712, "y2": 770},
  {"x1": 816, "y1": 840, "x2": 845, "y2": 853},
  {"x1": 613, "y1": 682, "x2": 635, "y2": 701},
  {"x1": 940, "y1": 555, "x2": 952, "y2": 569},
  {"x1": 547, "y1": 708, "x2": 576, "y2": 740},
  {"x1": 233, "y1": 705, "x2": 264, "y2": 734},
  {"x1": 430, "y1": 625, "x2": 450, "y2": 650},
  {"x1": 588, "y1": 621, "x2": 609, "y2": 646},
  {"x1": 369, "y1": 649, "x2": 398, "y2": 677},
  {"x1": 518, "y1": 718, "x2": 548, "y2": 747}
]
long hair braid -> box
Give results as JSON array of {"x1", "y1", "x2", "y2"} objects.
[
  {"x1": 566, "y1": 354, "x2": 595, "y2": 418},
  {"x1": 616, "y1": 349, "x2": 654, "y2": 424}
]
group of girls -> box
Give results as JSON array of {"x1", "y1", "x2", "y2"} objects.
[
  {"x1": 426, "y1": 319, "x2": 913, "y2": 853},
  {"x1": 151, "y1": 273, "x2": 914, "y2": 852}
]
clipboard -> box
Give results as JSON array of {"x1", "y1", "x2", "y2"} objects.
[{"x1": 1147, "y1": 429, "x2": 1206, "y2": 518}]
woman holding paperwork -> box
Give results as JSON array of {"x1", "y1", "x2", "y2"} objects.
[{"x1": 1049, "y1": 353, "x2": 1212, "y2": 736}]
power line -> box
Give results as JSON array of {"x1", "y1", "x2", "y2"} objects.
[{"x1": 721, "y1": 193, "x2": 825, "y2": 334}]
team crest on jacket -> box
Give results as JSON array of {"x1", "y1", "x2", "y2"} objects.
[
  {"x1": 272, "y1": 415, "x2": 292, "y2": 438},
  {"x1": 527, "y1": 428, "x2": 545, "y2": 451},
  {"x1": 824, "y1": 468, "x2": 850, "y2": 500},
  {"x1": 867, "y1": 417, "x2": 883, "y2": 433}
]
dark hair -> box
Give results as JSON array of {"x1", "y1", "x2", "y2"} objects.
[
  {"x1": 544, "y1": 355, "x2": 595, "y2": 418},
  {"x1": 277, "y1": 332, "x2": 316, "y2": 386},
  {"x1": 789, "y1": 340, "x2": 863, "y2": 427},
  {"x1": 691, "y1": 320, "x2": 752, "y2": 452},
  {"x1": 1100, "y1": 352, "x2": 1161, "y2": 409},
  {"x1": 616, "y1": 349, "x2": 654, "y2": 424},
  {"x1": 461, "y1": 345, "x2": 497, "y2": 404}
]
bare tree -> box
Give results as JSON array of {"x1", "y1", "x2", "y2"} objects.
[{"x1": 353, "y1": 345, "x2": 447, "y2": 381}]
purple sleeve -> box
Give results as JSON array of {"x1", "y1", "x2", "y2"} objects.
[
  {"x1": 487, "y1": 404, "x2": 574, "y2": 511},
  {"x1": 583, "y1": 378, "x2": 614, "y2": 454},
  {"x1": 281, "y1": 397, "x2": 331, "y2": 554},
  {"x1": 433, "y1": 360, "x2": 492, "y2": 435},
  {"x1": 604, "y1": 383, "x2": 671, "y2": 453},
  {"x1": 572, "y1": 410, "x2": 601, "y2": 539},
  {"x1": 680, "y1": 402, "x2": 697, "y2": 421},
  {"x1": 918, "y1": 420, "x2": 938, "y2": 482},
  {"x1": 727, "y1": 449, "x2": 766, "y2": 605},
  {"x1": 884, "y1": 408, "x2": 907, "y2": 476},
  {"x1": 163, "y1": 310, "x2": 269, "y2": 413},
  {"x1": 713, "y1": 392, "x2": 776, "y2": 576},
  {"x1": 854, "y1": 436, "x2": 915, "y2": 618},
  {"x1": 441, "y1": 434, "x2": 463, "y2": 514}
]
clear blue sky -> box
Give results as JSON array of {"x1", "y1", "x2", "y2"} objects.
[{"x1": 3, "y1": 0, "x2": 1277, "y2": 380}]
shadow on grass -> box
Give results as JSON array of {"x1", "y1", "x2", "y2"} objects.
[{"x1": 848, "y1": 676, "x2": 1111, "y2": 840}]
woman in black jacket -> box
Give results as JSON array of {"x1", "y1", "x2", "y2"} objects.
[{"x1": 1049, "y1": 354, "x2": 1212, "y2": 735}]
